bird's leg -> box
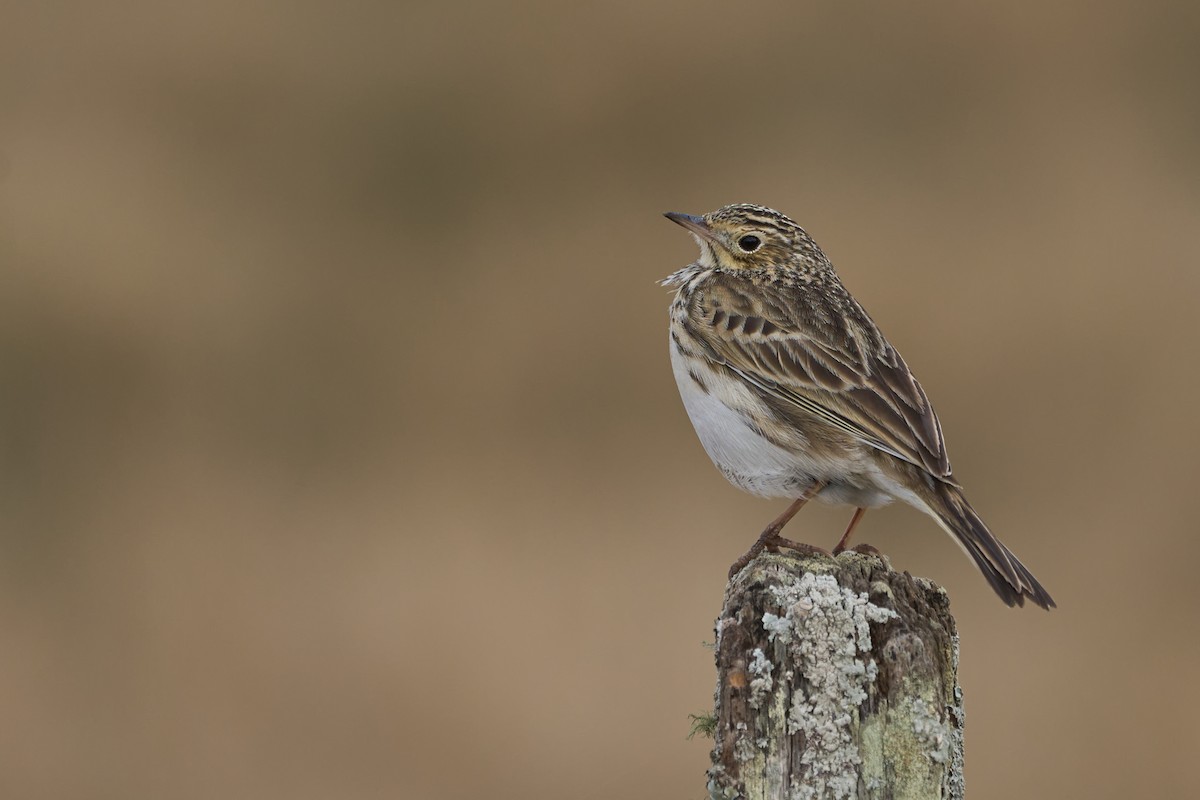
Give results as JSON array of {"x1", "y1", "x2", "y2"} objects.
[
  {"x1": 832, "y1": 507, "x2": 867, "y2": 554},
  {"x1": 728, "y1": 480, "x2": 828, "y2": 578}
]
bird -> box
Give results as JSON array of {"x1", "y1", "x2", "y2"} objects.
[{"x1": 662, "y1": 203, "x2": 1054, "y2": 609}]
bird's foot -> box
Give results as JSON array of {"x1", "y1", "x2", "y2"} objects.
[
  {"x1": 728, "y1": 532, "x2": 830, "y2": 579},
  {"x1": 767, "y1": 535, "x2": 831, "y2": 558}
]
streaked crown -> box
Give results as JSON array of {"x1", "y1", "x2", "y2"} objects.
[{"x1": 665, "y1": 203, "x2": 832, "y2": 275}]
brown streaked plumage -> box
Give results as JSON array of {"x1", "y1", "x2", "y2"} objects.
[{"x1": 663, "y1": 203, "x2": 1054, "y2": 609}]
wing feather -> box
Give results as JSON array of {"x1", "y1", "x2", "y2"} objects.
[{"x1": 687, "y1": 273, "x2": 954, "y2": 479}]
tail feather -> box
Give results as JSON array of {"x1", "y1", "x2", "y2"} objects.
[{"x1": 925, "y1": 484, "x2": 1056, "y2": 610}]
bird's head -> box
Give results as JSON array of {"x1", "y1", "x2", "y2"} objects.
[{"x1": 664, "y1": 203, "x2": 824, "y2": 273}]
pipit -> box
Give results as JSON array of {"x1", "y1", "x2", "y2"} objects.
[{"x1": 663, "y1": 203, "x2": 1054, "y2": 609}]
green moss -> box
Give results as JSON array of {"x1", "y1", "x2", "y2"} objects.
[{"x1": 688, "y1": 712, "x2": 717, "y2": 740}]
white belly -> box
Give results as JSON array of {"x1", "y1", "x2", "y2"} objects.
[
  {"x1": 669, "y1": 337, "x2": 904, "y2": 508},
  {"x1": 670, "y1": 339, "x2": 814, "y2": 497}
]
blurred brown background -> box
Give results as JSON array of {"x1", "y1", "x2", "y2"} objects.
[{"x1": 1, "y1": 1, "x2": 1197, "y2": 798}]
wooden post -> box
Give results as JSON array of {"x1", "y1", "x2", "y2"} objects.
[{"x1": 706, "y1": 551, "x2": 964, "y2": 800}]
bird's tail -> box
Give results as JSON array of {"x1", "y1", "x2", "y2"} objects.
[{"x1": 922, "y1": 483, "x2": 1056, "y2": 610}]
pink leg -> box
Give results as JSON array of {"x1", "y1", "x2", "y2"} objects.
[
  {"x1": 832, "y1": 507, "x2": 867, "y2": 554},
  {"x1": 728, "y1": 481, "x2": 828, "y2": 578}
]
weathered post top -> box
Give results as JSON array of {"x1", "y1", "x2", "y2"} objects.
[{"x1": 707, "y1": 551, "x2": 964, "y2": 800}]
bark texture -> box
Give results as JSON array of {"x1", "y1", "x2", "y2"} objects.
[{"x1": 707, "y1": 551, "x2": 963, "y2": 800}]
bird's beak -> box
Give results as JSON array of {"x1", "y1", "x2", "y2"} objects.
[{"x1": 664, "y1": 211, "x2": 717, "y2": 244}]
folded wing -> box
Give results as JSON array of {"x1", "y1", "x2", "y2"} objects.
[{"x1": 684, "y1": 273, "x2": 953, "y2": 480}]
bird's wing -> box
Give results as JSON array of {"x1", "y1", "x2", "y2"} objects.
[{"x1": 684, "y1": 273, "x2": 953, "y2": 479}]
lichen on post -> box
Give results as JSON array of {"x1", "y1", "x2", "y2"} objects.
[{"x1": 706, "y1": 551, "x2": 964, "y2": 800}]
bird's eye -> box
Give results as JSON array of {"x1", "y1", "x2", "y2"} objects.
[{"x1": 737, "y1": 234, "x2": 762, "y2": 253}]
